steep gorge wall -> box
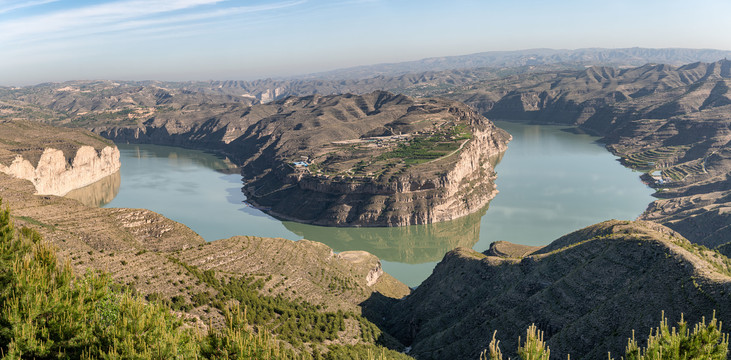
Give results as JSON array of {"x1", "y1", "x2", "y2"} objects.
[
  {"x1": 0, "y1": 145, "x2": 121, "y2": 196},
  {"x1": 442, "y1": 61, "x2": 731, "y2": 248},
  {"x1": 248, "y1": 120, "x2": 510, "y2": 226}
]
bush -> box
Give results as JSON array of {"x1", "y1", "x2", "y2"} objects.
[
  {"x1": 483, "y1": 324, "x2": 549, "y2": 360},
  {"x1": 0, "y1": 199, "x2": 412, "y2": 359},
  {"x1": 622, "y1": 311, "x2": 729, "y2": 360},
  {"x1": 485, "y1": 313, "x2": 729, "y2": 360}
]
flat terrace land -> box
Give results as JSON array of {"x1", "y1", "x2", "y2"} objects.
[{"x1": 295, "y1": 120, "x2": 473, "y2": 181}]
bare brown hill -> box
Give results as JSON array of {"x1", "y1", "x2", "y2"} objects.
[
  {"x1": 6, "y1": 80, "x2": 253, "y2": 116},
  {"x1": 383, "y1": 220, "x2": 731, "y2": 360},
  {"x1": 425, "y1": 60, "x2": 731, "y2": 251},
  {"x1": 2, "y1": 85, "x2": 512, "y2": 227}
]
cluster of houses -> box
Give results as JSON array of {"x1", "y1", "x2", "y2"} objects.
[
  {"x1": 367, "y1": 134, "x2": 410, "y2": 148},
  {"x1": 650, "y1": 173, "x2": 666, "y2": 185},
  {"x1": 292, "y1": 154, "x2": 311, "y2": 168}
]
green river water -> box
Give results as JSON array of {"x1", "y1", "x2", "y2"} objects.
[{"x1": 67, "y1": 121, "x2": 655, "y2": 287}]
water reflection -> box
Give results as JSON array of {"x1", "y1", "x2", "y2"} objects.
[
  {"x1": 86, "y1": 122, "x2": 655, "y2": 287},
  {"x1": 277, "y1": 152, "x2": 503, "y2": 264},
  {"x1": 281, "y1": 203, "x2": 488, "y2": 264},
  {"x1": 65, "y1": 170, "x2": 121, "y2": 207},
  {"x1": 123, "y1": 143, "x2": 239, "y2": 173}
]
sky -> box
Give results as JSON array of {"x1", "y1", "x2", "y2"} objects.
[{"x1": 1, "y1": 0, "x2": 731, "y2": 86}]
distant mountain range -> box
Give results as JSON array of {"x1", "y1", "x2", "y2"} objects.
[
  {"x1": 4, "y1": 48, "x2": 731, "y2": 107},
  {"x1": 299, "y1": 47, "x2": 731, "y2": 80}
]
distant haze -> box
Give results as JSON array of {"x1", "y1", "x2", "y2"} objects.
[{"x1": 1, "y1": 0, "x2": 731, "y2": 86}]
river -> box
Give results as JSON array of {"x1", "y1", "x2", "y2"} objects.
[{"x1": 65, "y1": 120, "x2": 655, "y2": 287}]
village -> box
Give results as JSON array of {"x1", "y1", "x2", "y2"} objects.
[{"x1": 289, "y1": 122, "x2": 473, "y2": 182}]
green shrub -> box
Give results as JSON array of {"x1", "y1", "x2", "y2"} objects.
[
  {"x1": 484, "y1": 324, "x2": 549, "y2": 360},
  {"x1": 325, "y1": 344, "x2": 413, "y2": 360},
  {"x1": 0, "y1": 199, "x2": 411, "y2": 359},
  {"x1": 485, "y1": 313, "x2": 728, "y2": 360},
  {"x1": 0, "y1": 199, "x2": 285, "y2": 359},
  {"x1": 622, "y1": 311, "x2": 728, "y2": 360}
]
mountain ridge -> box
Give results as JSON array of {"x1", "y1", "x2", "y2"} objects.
[
  {"x1": 297, "y1": 47, "x2": 731, "y2": 81},
  {"x1": 382, "y1": 220, "x2": 731, "y2": 359}
]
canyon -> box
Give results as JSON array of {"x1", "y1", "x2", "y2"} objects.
[
  {"x1": 94, "y1": 91, "x2": 511, "y2": 226},
  {"x1": 1, "y1": 57, "x2": 729, "y2": 359},
  {"x1": 2, "y1": 60, "x2": 727, "y2": 243},
  {"x1": 439, "y1": 61, "x2": 731, "y2": 251}
]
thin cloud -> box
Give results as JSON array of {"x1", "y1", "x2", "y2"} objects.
[
  {"x1": 102, "y1": 1, "x2": 306, "y2": 35},
  {"x1": 0, "y1": 0, "x2": 305, "y2": 45},
  {"x1": 0, "y1": 1, "x2": 306, "y2": 68},
  {"x1": 0, "y1": 0, "x2": 58, "y2": 14},
  {"x1": 0, "y1": 0, "x2": 224, "y2": 41}
]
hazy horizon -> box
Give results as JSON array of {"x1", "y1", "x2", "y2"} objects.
[{"x1": 2, "y1": 0, "x2": 731, "y2": 86}]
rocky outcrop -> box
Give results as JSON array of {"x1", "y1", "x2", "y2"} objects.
[
  {"x1": 246, "y1": 115, "x2": 508, "y2": 227},
  {"x1": 0, "y1": 145, "x2": 120, "y2": 196}
]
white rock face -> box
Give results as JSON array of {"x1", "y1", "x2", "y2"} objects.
[{"x1": 0, "y1": 145, "x2": 121, "y2": 196}]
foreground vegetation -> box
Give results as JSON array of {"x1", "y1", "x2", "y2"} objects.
[
  {"x1": 166, "y1": 257, "x2": 402, "y2": 352},
  {"x1": 0, "y1": 199, "x2": 284, "y2": 359},
  {"x1": 484, "y1": 313, "x2": 729, "y2": 360},
  {"x1": 0, "y1": 200, "x2": 407, "y2": 359}
]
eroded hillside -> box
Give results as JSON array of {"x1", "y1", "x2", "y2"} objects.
[
  {"x1": 427, "y1": 60, "x2": 731, "y2": 250},
  {"x1": 383, "y1": 220, "x2": 731, "y2": 359}
]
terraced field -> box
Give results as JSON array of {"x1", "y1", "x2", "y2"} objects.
[
  {"x1": 619, "y1": 145, "x2": 713, "y2": 183},
  {"x1": 661, "y1": 162, "x2": 705, "y2": 181},
  {"x1": 621, "y1": 145, "x2": 690, "y2": 172}
]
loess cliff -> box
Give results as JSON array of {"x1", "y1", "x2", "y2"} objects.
[{"x1": 0, "y1": 120, "x2": 120, "y2": 196}]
